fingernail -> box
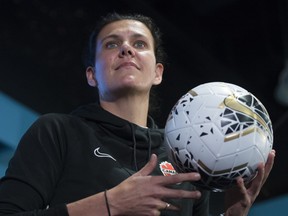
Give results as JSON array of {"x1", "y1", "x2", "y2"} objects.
[
  {"x1": 194, "y1": 173, "x2": 201, "y2": 179},
  {"x1": 196, "y1": 191, "x2": 201, "y2": 198}
]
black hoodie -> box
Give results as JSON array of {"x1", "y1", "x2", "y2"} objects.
[{"x1": 0, "y1": 103, "x2": 209, "y2": 216}]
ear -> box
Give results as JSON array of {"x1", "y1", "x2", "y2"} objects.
[
  {"x1": 86, "y1": 66, "x2": 97, "y2": 87},
  {"x1": 153, "y1": 63, "x2": 164, "y2": 85}
]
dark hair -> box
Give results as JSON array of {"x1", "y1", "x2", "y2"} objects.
[
  {"x1": 83, "y1": 12, "x2": 167, "y2": 118},
  {"x1": 84, "y1": 12, "x2": 167, "y2": 68}
]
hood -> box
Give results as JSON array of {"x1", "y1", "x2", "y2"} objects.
[
  {"x1": 71, "y1": 103, "x2": 164, "y2": 170},
  {"x1": 71, "y1": 103, "x2": 160, "y2": 129}
]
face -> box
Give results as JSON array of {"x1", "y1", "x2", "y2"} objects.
[{"x1": 86, "y1": 19, "x2": 164, "y2": 101}]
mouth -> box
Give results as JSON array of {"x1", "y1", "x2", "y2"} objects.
[{"x1": 115, "y1": 62, "x2": 140, "y2": 70}]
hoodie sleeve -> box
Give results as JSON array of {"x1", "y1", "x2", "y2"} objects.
[{"x1": 0, "y1": 114, "x2": 69, "y2": 216}]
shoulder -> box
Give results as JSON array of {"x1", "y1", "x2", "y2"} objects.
[
  {"x1": 33, "y1": 113, "x2": 82, "y2": 126},
  {"x1": 26, "y1": 113, "x2": 86, "y2": 136},
  {"x1": 17, "y1": 113, "x2": 88, "y2": 153}
]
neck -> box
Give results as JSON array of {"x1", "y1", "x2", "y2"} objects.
[{"x1": 100, "y1": 95, "x2": 149, "y2": 127}]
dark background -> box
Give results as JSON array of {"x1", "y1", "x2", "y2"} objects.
[{"x1": 0, "y1": 0, "x2": 287, "y2": 210}]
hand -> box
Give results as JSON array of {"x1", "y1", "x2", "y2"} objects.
[
  {"x1": 107, "y1": 154, "x2": 202, "y2": 216},
  {"x1": 224, "y1": 149, "x2": 276, "y2": 216}
]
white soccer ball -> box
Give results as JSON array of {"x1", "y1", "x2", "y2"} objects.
[{"x1": 164, "y1": 82, "x2": 273, "y2": 191}]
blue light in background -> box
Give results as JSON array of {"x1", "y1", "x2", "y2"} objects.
[
  {"x1": 249, "y1": 194, "x2": 288, "y2": 215},
  {"x1": 0, "y1": 91, "x2": 39, "y2": 177}
]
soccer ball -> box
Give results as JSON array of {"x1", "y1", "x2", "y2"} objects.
[{"x1": 164, "y1": 82, "x2": 273, "y2": 192}]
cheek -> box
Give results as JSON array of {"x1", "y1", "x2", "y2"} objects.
[
  {"x1": 94, "y1": 64, "x2": 105, "y2": 90},
  {"x1": 146, "y1": 60, "x2": 158, "y2": 77},
  {"x1": 140, "y1": 53, "x2": 157, "y2": 71},
  {"x1": 95, "y1": 53, "x2": 116, "y2": 71},
  {"x1": 94, "y1": 57, "x2": 114, "y2": 91},
  {"x1": 95, "y1": 55, "x2": 109, "y2": 78}
]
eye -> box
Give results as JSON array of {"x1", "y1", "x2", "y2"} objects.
[
  {"x1": 105, "y1": 41, "x2": 119, "y2": 49},
  {"x1": 134, "y1": 40, "x2": 146, "y2": 49}
]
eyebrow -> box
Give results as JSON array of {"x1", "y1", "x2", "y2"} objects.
[{"x1": 100, "y1": 33, "x2": 148, "y2": 44}]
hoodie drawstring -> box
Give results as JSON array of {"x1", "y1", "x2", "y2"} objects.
[
  {"x1": 147, "y1": 130, "x2": 152, "y2": 161},
  {"x1": 131, "y1": 125, "x2": 139, "y2": 171},
  {"x1": 130, "y1": 124, "x2": 152, "y2": 171}
]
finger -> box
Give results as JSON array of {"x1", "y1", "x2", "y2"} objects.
[
  {"x1": 247, "y1": 163, "x2": 265, "y2": 196},
  {"x1": 251, "y1": 149, "x2": 275, "y2": 187},
  {"x1": 236, "y1": 177, "x2": 251, "y2": 206},
  {"x1": 160, "y1": 186, "x2": 202, "y2": 199},
  {"x1": 248, "y1": 149, "x2": 275, "y2": 193},
  {"x1": 161, "y1": 202, "x2": 179, "y2": 211},
  {"x1": 152, "y1": 172, "x2": 201, "y2": 186},
  {"x1": 236, "y1": 177, "x2": 247, "y2": 195},
  {"x1": 263, "y1": 150, "x2": 275, "y2": 181},
  {"x1": 134, "y1": 154, "x2": 158, "y2": 177}
]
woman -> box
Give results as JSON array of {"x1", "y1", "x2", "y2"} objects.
[{"x1": 0, "y1": 12, "x2": 275, "y2": 216}]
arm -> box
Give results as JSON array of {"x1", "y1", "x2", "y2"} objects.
[
  {"x1": 66, "y1": 191, "x2": 108, "y2": 216},
  {"x1": 0, "y1": 115, "x2": 68, "y2": 216}
]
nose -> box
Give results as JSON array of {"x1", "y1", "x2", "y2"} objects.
[{"x1": 119, "y1": 44, "x2": 135, "y2": 57}]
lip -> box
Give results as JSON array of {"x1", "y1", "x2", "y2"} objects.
[{"x1": 115, "y1": 61, "x2": 140, "y2": 70}]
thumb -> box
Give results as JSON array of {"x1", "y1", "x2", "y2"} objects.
[{"x1": 134, "y1": 154, "x2": 158, "y2": 177}]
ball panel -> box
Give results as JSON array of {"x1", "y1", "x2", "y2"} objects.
[
  {"x1": 165, "y1": 127, "x2": 194, "y2": 151},
  {"x1": 192, "y1": 122, "x2": 226, "y2": 157}
]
